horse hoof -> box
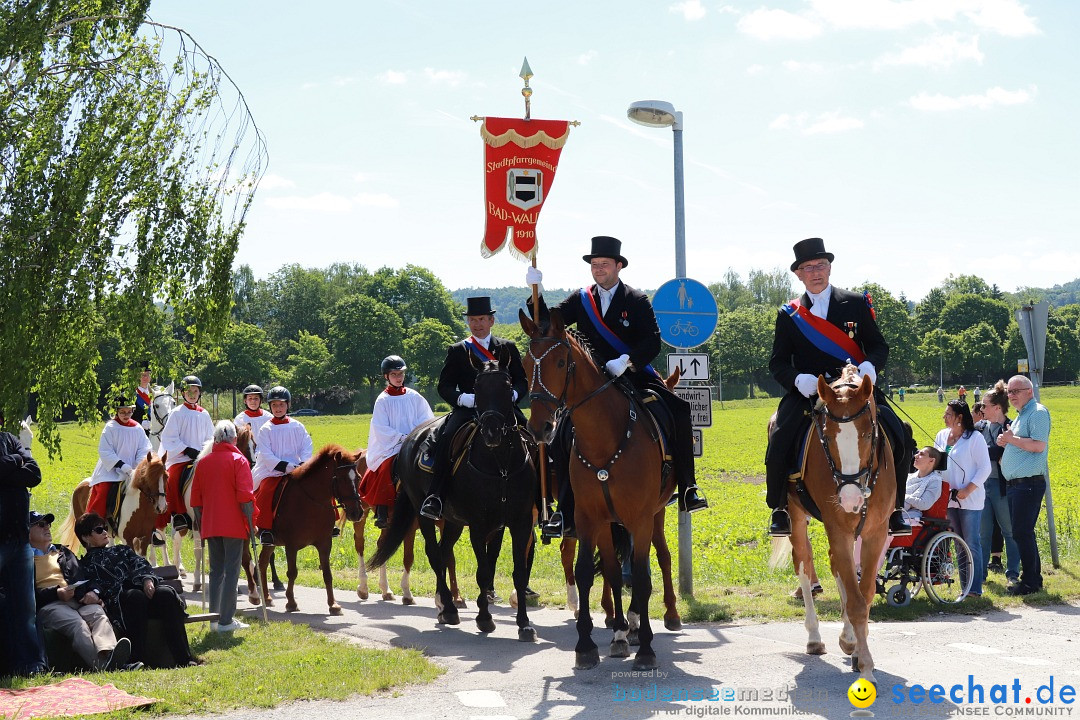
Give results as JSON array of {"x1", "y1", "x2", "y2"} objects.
[
  {"x1": 329, "y1": 605, "x2": 343, "y2": 616},
  {"x1": 575, "y1": 648, "x2": 600, "y2": 670},
  {"x1": 179, "y1": 569, "x2": 188, "y2": 579},
  {"x1": 573, "y1": 609, "x2": 580, "y2": 619},
  {"x1": 401, "y1": 596, "x2": 415, "y2": 606},
  {"x1": 604, "y1": 616, "x2": 615, "y2": 629},
  {"x1": 851, "y1": 654, "x2": 860, "y2": 672},
  {"x1": 509, "y1": 591, "x2": 518, "y2": 609},
  {"x1": 840, "y1": 638, "x2": 856, "y2": 656},
  {"x1": 273, "y1": 582, "x2": 286, "y2": 592},
  {"x1": 610, "y1": 639, "x2": 630, "y2": 658},
  {"x1": 628, "y1": 630, "x2": 640, "y2": 647},
  {"x1": 286, "y1": 602, "x2": 298, "y2": 612},
  {"x1": 248, "y1": 595, "x2": 261, "y2": 606},
  {"x1": 357, "y1": 589, "x2": 368, "y2": 600},
  {"x1": 476, "y1": 617, "x2": 496, "y2": 634},
  {"x1": 192, "y1": 583, "x2": 202, "y2": 592},
  {"x1": 265, "y1": 597, "x2": 274, "y2": 607},
  {"x1": 633, "y1": 654, "x2": 658, "y2": 671},
  {"x1": 454, "y1": 598, "x2": 467, "y2": 609},
  {"x1": 518, "y1": 626, "x2": 537, "y2": 643},
  {"x1": 664, "y1": 617, "x2": 682, "y2": 632},
  {"x1": 382, "y1": 592, "x2": 394, "y2": 601},
  {"x1": 807, "y1": 642, "x2": 827, "y2": 655},
  {"x1": 438, "y1": 611, "x2": 460, "y2": 626}
]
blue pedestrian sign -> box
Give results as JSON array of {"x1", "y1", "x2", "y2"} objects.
[{"x1": 653, "y1": 278, "x2": 718, "y2": 349}]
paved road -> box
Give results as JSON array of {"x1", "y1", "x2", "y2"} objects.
[{"x1": 184, "y1": 578, "x2": 1080, "y2": 720}]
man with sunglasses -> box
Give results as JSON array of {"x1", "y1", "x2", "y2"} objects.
[
  {"x1": 766, "y1": 237, "x2": 912, "y2": 538},
  {"x1": 0, "y1": 411, "x2": 47, "y2": 676}
]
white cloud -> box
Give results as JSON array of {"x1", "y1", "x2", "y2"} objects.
[
  {"x1": 738, "y1": 8, "x2": 822, "y2": 39},
  {"x1": 770, "y1": 110, "x2": 862, "y2": 134},
  {"x1": 259, "y1": 174, "x2": 295, "y2": 190},
  {"x1": 782, "y1": 60, "x2": 824, "y2": 72},
  {"x1": 670, "y1": 0, "x2": 707, "y2": 21},
  {"x1": 353, "y1": 172, "x2": 371, "y2": 183},
  {"x1": 746, "y1": 64, "x2": 765, "y2": 75},
  {"x1": 378, "y1": 70, "x2": 408, "y2": 84},
  {"x1": 808, "y1": 0, "x2": 1038, "y2": 36},
  {"x1": 423, "y1": 68, "x2": 467, "y2": 86},
  {"x1": 909, "y1": 85, "x2": 1035, "y2": 111},
  {"x1": 354, "y1": 192, "x2": 399, "y2": 208},
  {"x1": 578, "y1": 50, "x2": 598, "y2": 65},
  {"x1": 264, "y1": 192, "x2": 353, "y2": 213},
  {"x1": 876, "y1": 33, "x2": 984, "y2": 68},
  {"x1": 963, "y1": 0, "x2": 1040, "y2": 37}
]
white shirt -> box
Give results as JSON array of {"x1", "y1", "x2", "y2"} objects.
[
  {"x1": 234, "y1": 409, "x2": 272, "y2": 445},
  {"x1": 89, "y1": 419, "x2": 152, "y2": 485},
  {"x1": 366, "y1": 388, "x2": 434, "y2": 472},
  {"x1": 252, "y1": 417, "x2": 314, "y2": 490},
  {"x1": 935, "y1": 428, "x2": 991, "y2": 511},
  {"x1": 806, "y1": 285, "x2": 832, "y2": 319},
  {"x1": 159, "y1": 403, "x2": 215, "y2": 469},
  {"x1": 598, "y1": 282, "x2": 621, "y2": 316}
]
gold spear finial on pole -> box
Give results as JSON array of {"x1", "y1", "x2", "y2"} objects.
[{"x1": 520, "y1": 56, "x2": 533, "y2": 121}]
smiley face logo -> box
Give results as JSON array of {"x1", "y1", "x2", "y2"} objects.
[{"x1": 848, "y1": 678, "x2": 876, "y2": 708}]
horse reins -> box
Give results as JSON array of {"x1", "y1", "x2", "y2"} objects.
[
  {"x1": 149, "y1": 392, "x2": 172, "y2": 442},
  {"x1": 471, "y1": 368, "x2": 533, "y2": 505}
]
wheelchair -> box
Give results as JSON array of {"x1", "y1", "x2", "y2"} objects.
[{"x1": 876, "y1": 480, "x2": 974, "y2": 607}]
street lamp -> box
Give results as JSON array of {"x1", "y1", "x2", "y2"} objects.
[
  {"x1": 627, "y1": 100, "x2": 686, "y2": 278},
  {"x1": 627, "y1": 100, "x2": 694, "y2": 596}
]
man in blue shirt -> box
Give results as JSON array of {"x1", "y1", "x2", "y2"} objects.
[{"x1": 998, "y1": 375, "x2": 1051, "y2": 596}]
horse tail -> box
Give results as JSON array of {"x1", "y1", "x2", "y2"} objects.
[
  {"x1": 57, "y1": 479, "x2": 91, "y2": 549},
  {"x1": 768, "y1": 536, "x2": 793, "y2": 571},
  {"x1": 366, "y1": 488, "x2": 416, "y2": 570},
  {"x1": 593, "y1": 523, "x2": 633, "y2": 577}
]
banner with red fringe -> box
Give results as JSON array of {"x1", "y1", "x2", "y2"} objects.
[{"x1": 478, "y1": 117, "x2": 571, "y2": 261}]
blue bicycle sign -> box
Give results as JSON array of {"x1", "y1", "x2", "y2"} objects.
[{"x1": 653, "y1": 278, "x2": 718, "y2": 349}]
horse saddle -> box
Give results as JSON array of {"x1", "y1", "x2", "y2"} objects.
[
  {"x1": 409, "y1": 417, "x2": 479, "y2": 476},
  {"x1": 788, "y1": 423, "x2": 825, "y2": 524},
  {"x1": 180, "y1": 461, "x2": 197, "y2": 500},
  {"x1": 616, "y1": 381, "x2": 674, "y2": 466}
]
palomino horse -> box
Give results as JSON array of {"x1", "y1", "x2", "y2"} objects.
[
  {"x1": 370, "y1": 363, "x2": 540, "y2": 640},
  {"x1": 147, "y1": 383, "x2": 175, "y2": 455},
  {"x1": 351, "y1": 450, "x2": 465, "y2": 608},
  {"x1": 56, "y1": 452, "x2": 168, "y2": 558},
  {"x1": 768, "y1": 365, "x2": 894, "y2": 683},
  {"x1": 521, "y1": 309, "x2": 675, "y2": 670},
  {"x1": 254, "y1": 444, "x2": 365, "y2": 615}
]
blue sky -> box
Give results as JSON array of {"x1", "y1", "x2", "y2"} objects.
[{"x1": 160, "y1": 1, "x2": 1078, "y2": 301}]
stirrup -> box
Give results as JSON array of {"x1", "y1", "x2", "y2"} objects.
[
  {"x1": 151, "y1": 529, "x2": 166, "y2": 546},
  {"x1": 769, "y1": 508, "x2": 791, "y2": 537},
  {"x1": 331, "y1": 526, "x2": 341, "y2": 538},
  {"x1": 419, "y1": 495, "x2": 442, "y2": 521},
  {"x1": 541, "y1": 512, "x2": 564, "y2": 540},
  {"x1": 171, "y1": 513, "x2": 190, "y2": 532},
  {"x1": 680, "y1": 485, "x2": 709, "y2": 513},
  {"x1": 259, "y1": 530, "x2": 275, "y2": 546}
]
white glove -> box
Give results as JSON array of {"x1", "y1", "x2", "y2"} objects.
[
  {"x1": 525, "y1": 266, "x2": 543, "y2": 287},
  {"x1": 286, "y1": 462, "x2": 298, "y2": 473},
  {"x1": 857, "y1": 361, "x2": 877, "y2": 386},
  {"x1": 458, "y1": 393, "x2": 476, "y2": 408},
  {"x1": 605, "y1": 354, "x2": 630, "y2": 378},
  {"x1": 511, "y1": 390, "x2": 519, "y2": 403},
  {"x1": 794, "y1": 374, "x2": 819, "y2": 399},
  {"x1": 119, "y1": 465, "x2": 134, "y2": 480},
  {"x1": 141, "y1": 419, "x2": 151, "y2": 430}
]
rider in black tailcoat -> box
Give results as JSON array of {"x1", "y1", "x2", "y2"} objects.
[
  {"x1": 419, "y1": 296, "x2": 528, "y2": 520},
  {"x1": 526, "y1": 235, "x2": 709, "y2": 539},
  {"x1": 766, "y1": 237, "x2": 912, "y2": 537}
]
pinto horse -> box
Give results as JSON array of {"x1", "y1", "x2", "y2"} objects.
[
  {"x1": 768, "y1": 364, "x2": 894, "y2": 683},
  {"x1": 521, "y1": 309, "x2": 675, "y2": 670},
  {"x1": 370, "y1": 363, "x2": 540, "y2": 640},
  {"x1": 57, "y1": 452, "x2": 168, "y2": 558},
  {"x1": 254, "y1": 444, "x2": 364, "y2": 615}
]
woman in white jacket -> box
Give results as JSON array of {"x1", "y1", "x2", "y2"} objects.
[{"x1": 935, "y1": 399, "x2": 991, "y2": 597}]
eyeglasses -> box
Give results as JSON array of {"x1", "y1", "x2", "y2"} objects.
[
  {"x1": 797, "y1": 261, "x2": 830, "y2": 274},
  {"x1": 32, "y1": 521, "x2": 50, "y2": 529},
  {"x1": 1006, "y1": 388, "x2": 1028, "y2": 396},
  {"x1": 92, "y1": 525, "x2": 108, "y2": 535}
]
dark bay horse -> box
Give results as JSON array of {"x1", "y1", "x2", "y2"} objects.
[
  {"x1": 768, "y1": 365, "x2": 893, "y2": 683},
  {"x1": 370, "y1": 363, "x2": 540, "y2": 641},
  {"x1": 254, "y1": 444, "x2": 365, "y2": 615},
  {"x1": 521, "y1": 309, "x2": 675, "y2": 670},
  {"x1": 351, "y1": 450, "x2": 464, "y2": 608}
]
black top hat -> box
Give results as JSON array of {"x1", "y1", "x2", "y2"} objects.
[
  {"x1": 463, "y1": 296, "x2": 496, "y2": 316},
  {"x1": 582, "y1": 236, "x2": 628, "y2": 267},
  {"x1": 790, "y1": 237, "x2": 835, "y2": 272},
  {"x1": 29, "y1": 510, "x2": 55, "y2": 525}
]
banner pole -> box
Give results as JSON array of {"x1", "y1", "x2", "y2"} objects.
[{"x1": 530, "y1": 257, "x2": 550, "y2": 524}]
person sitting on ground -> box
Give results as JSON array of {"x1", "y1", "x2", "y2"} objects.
[
  {"x1": 233, "y1": 385, "x2": 272, "y2": 450},
  {"x1": 159, "y1": 375, "x2": 214, "y2": 532},
  {"x1": 29, "y1": 510, "x2": 141, "y2": 671},
  {"x1": 191, "y1": 420, "x2": 255, "y2": 633},
  {"x1": 76, "y1": 512, "x2": 198, "y2": 668},
  {"x1": 86, "y1": 396, "x2": 152, "y2": 524},
  {"x1": 360, "y1": 356, "x2": 434, "y2": 528},
  {"x1": 251, "y1": 386, "x2": 313, "y2": 546}
]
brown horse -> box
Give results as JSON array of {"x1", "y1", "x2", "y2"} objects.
[
  {"x1": 253, "y1": 444, "x2": 365, "y2": 615},
  {"x1": 768, "y1": 365, "x2": 893, "y2": 683},
  {"x1": 56, "y1": 452, "x2": 168, "y2": 557},
  {"x1": 521, "y1": 309, "x2": 675, "y2": 670},
  {"x1": 351, "y1": 451, "x2": 465, "y2": 607}
]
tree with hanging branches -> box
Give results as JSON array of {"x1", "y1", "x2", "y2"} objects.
[{"x1": 1, "y1": 2, "x2": 267, "y2": 454}]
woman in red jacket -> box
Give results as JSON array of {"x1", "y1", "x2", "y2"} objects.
[{"x1": 191, "y1": 420, "x2": 255, "y2": 632}]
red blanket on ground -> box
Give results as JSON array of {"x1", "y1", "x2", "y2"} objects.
[{"x1": 0, "y1": 677, "x2": 156, "y2": 719}]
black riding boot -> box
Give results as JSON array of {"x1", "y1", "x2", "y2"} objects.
[
  {"x1": 766, "y1": 463, "x2": 792, "y2": 537},
  {"x1": 542, "y1": 482, "x2": 575, "y2": 539},
  {"x1": 373, "y1": 505, "x2": 389, "y2": 529}
]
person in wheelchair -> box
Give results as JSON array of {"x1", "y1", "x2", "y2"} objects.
[
  {"x1": 420, "y1": 297, "x2": 528, "y2": 521},
  {"x1": 902, "y1": 447, "x2": 946, "y2": 525}
]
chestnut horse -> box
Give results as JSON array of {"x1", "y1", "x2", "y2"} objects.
[
  {"x1": 57, "y1": 452, "x2": 168, "y2": 558},
  {"x1": 254, "y1": 444, "x2": 365, "y2": 615},
  {"x1": 768, "y1": 365, "x2": 893, "y2": 683},
  {"x1": 351, "y1": 450, "x2": 464, "y2": 607},
  {"x1": 521, "y1": 309, "x2": 675, "y2": 670}
]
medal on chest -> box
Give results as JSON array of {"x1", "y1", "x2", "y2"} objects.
[
  {"x1": 620, "y1": 310, "x2": 629, "y2": 327},
  {"x1": 845, "y1": 321, "x2": 857, "y2": 339}
]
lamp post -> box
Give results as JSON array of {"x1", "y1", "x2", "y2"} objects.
[{"x1": 627, "y1": 100, "x2": 694, "y2": 595}]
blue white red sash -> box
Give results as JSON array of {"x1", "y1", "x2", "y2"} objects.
[
  {"x1": 782, "y1": 297, "x2": 866, "y2": 365},
  {"x1": 579, "y1": 287, "x2": 661, "y2": 379},
  {"x1": 135, "y1": 387, "x2": 151, "y2": 408},
  {"x1": 466, "y1": 336, "x2": 498, "y2": 364}
]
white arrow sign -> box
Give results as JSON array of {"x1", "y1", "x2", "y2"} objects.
[{"x1": 667, "y1": 353, "x2": 710, "y2": 382}]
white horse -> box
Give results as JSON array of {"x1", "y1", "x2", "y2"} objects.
[
  {"x1": 148, "y1": 383, "x2": 175, "y2": 455},
  {"x1": 19, "y1": 415, "x2": 33, "y2": 455}
]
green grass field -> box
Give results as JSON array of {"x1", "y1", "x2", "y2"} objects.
[{"x1": 29, "y1": 387, "x2": 1080, "y2": 625}]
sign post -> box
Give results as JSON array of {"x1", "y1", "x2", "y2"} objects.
[{"x1": 1017, "y1": 302, "x2": 1057, "y2": 567}]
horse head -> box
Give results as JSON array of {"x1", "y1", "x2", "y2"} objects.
[
  {"x1": 814, "y1": 366, "x2": 878, "y2": 514},
  {"x1": 133, "y1": 451, "x2": 168, "y2": 515},
  {"x1": 235, "y1": 424, "x2": 255, "y2": 466},
  {"x1": 19, "y1": 415, "x2": 33, "y2": 453},
  {"x1": 151, "y1": 384, "x2": 176, "y2": 432},
  {"x1": 475, "y1": 362, "x2": 514, "y2": 448},
  {"x1": 325, "y1": 446, "x2": 364, "y2": 523},
  {"x1": 520, "y1": 307, "x2": 572, "y2": 444}
]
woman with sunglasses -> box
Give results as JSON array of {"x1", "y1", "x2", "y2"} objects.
[{"x1": 75, "y1": 512, "x2": 198, "y2": 667}]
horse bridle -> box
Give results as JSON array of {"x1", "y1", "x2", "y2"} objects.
[
  {"x1": 330, "y1": 458, "x2": 363, "y2": 517},
  {"x1": 476, "y1": 367, "x2": 515, "y2": 439},
  {"x1": 149, "y1": 392, "x2": 173, "y2": 440},
  {"x1": 527, "y1": 335, "x2": 613, "y2": 419}
]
